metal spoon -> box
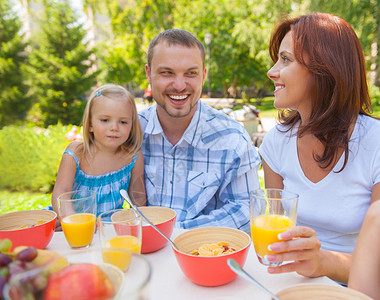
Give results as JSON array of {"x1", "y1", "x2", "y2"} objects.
[
  {"x1": 119, "y1": 189, "x2": 179, "y2": 250},
  {"x1": 227, "y1": 259, "x2": 281, "y2": 300}
]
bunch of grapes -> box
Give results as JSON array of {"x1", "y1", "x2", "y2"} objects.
[{"x1": 0, "y1": 239, "x2": 46, "y2": 300}]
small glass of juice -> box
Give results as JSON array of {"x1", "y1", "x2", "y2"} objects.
[
  {"x1": 250, "y1": 188, "x2": 298, "y2": 266},
  {"x1": 58, "y1": 190, "x2": 97, "y2": 249},
  {"x1": 98, "y1": 208, "x2": 142, "y2": 272}
]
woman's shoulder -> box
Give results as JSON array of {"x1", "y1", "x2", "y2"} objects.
[{"x1": 356, "y1": 114, "x2": 380, "y2": 139}]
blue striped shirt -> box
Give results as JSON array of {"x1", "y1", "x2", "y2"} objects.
[{"x1": 138, "y1": 101, "x2": 261, "y2": 232}]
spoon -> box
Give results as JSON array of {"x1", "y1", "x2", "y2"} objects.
[
  {"x1": 119, "y1": 189, "x2": 179, "y2": 250},
  {"x1": 227, "y1": 259, "x2": 281, "y2": 300}
]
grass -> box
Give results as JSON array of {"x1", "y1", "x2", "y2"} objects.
[{"x1": 0, "y1": 191, "x2": 51, "y2": 214}]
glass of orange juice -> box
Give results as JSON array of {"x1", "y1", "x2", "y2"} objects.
[
  {"x1": 98, "y1": 208, "x2": 142, "y2": 272},
  {"x1": 58, "y1": 190, "x2": 97, "y2": 249},
  {"x1": 250, "y1": 188, "x2": 298, "y2": 266}
]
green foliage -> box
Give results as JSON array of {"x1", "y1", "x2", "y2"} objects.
[
  {"x1": 0, "y1": 124, "x2": 71, "y2": 192},
  {"x1": 0, "y1": 0, "x2": 30, "y2": 128},
  {"x1": 369, "y1": 83, "x2": 380, "y2": 108},
  {"x1": 98, "y1": 0, "x2": 174, "y2": 88},
  {"x1": 24, "y1": 0, "x2": 99, "y2": 126},
  {"x1": 0, "y1": 191, "x2": 51, "y2": 214}
]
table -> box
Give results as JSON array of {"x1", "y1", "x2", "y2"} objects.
[{"x1": 48, "y1": 229, "x2": 339, "y2": 300}]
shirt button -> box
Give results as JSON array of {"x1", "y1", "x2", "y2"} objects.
[
  {"x1": 170, "y1": 181, "x2": 173, "y2": 184},
  {"x1": 171, "y1": 153, "x2": 175, "y2": 157}
]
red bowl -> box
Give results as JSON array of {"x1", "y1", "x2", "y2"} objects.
[
  {"x1": 172, "y1": 227, "x2": 251, "y2": 287},
  {"x1": 139, "y1": 207, "x2": 176, "y2": 253},
  {"x1": 0, "y1": 210, "x2": 57, "y2": 250}
]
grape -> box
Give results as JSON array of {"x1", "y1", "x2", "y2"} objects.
[
  {"x1": 8, "y1": 260, "x2": 26, "y2": 276},
  {"x1": 0, "y1": 239, "x2": 12, "y2": 252},
  {"x1": 0, "y1": 253, "x2": 12, "y2": 267},
  {"x1": 0, "y1": 275, "x2": 7, "y2": 296},
  {"x1": 16, "y1": 247, "x2": 38, "y2": 262},
  {"x1": 0, "y1": 267, "x2": 8, "y2": 278}
]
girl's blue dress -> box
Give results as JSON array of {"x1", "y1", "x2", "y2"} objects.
[{"x1": 64, "y1": 149, "x2": 138, "y2": 215}]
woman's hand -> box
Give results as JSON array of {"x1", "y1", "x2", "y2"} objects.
[{"x1": 264, "y1": 226, "x2": 323, "y2": 278}]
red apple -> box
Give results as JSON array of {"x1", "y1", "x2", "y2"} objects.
[{"x1": 44, "y1": 263, "x2": 114, "y2": 300}]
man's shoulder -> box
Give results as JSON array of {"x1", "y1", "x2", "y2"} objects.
[
  {"x1": 138, "y1": 105, "x2": 154, "y2": 127},
  {"x1": 199, "y1": 102, "x2": 252, "y2": 147}
]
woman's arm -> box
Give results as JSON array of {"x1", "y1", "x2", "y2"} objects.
[
  {"x1": 128, "y1": 150, "x2": 147, "y2": 206},
  {"x1": 262, "y1": 159, "x2": 284, "y2": 189},
  {"x1": 261, "y1": 158, "x2": 352, "y2": 283},
  {"x1": 348, "y1": 183, "x2": 380, "y2": 298}
]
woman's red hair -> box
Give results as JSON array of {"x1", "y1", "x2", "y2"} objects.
[{"x1": 269, "y1": 13, "x2": 373, "y2": 171}]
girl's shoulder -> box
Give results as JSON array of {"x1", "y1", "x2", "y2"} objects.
[
  {"x1": 65, "y1": 142, "x2": 84, "y2": 160},
  {"x1": 66, "y1": 141, "x2": 83, "y2": 151}
]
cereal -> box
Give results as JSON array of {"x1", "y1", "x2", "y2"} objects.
[
  {"x1": 190, "y1": 242, "x2": 236, "y2": 256},
  {"x1": 11, "y1": 220, "x2": 45, "y2": 230}
]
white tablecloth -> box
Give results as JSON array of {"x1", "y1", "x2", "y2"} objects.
[{"x1": 48, "y1": 229, "x2": 339, "y2": 300}]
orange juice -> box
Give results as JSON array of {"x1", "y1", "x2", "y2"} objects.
[
  {"x1": 251, "y1": 214, "x2": 294, "y2": 257},
  {"x1": 102, "y1": 236, "x2": 141, "y2": 271},
  {"x1": 61, "y1": 213, "x2": 96, "y2": 248}
]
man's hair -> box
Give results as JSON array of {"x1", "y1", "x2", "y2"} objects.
[{"x1": 147, "y1": 29, "x2": 205, "y2": 69}]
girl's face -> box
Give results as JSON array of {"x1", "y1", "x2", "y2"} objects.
[
  {"x1": 267, "y1": 31, "x2": 312, "y2": 118},
  {"x1": 89, "y1": 96, "x2": 133, "y2": 151}
]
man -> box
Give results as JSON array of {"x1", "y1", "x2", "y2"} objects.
[{"x1": 138, "y1": 29, "x2": 261, "y2": 231}]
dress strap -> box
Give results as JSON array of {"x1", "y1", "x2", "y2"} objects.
[
  {"x1": 64, "y1": 149, "x2": 80, "y2": 171},
  {"x1": 131, "y1": 152, "x2": 139, "y2": 165}
]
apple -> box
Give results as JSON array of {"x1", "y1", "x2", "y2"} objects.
[{"x1": 44, "y1": 263, "x2": 114, "y2": 300}]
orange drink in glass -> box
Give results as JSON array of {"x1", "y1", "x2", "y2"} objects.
[
  {"x1": 58, "y1": 190, "x2": 97, "y2": 249},
  {"x1": 98, "y1": 209, "x2": 142, "y2": 272},
  {"x1": 250, "y1": 189, "x2": 298, "y2": 266}
]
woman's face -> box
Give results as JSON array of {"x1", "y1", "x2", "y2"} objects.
[{"x1": 267, "y1": 31, "x2": 312, "y2": 118}]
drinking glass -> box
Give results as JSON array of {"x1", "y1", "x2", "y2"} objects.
[
  {"x1": 57, "y1": 190, "x2": 97, "y2": 249},
  {"x1": 98, "y1": 208, "x2": 142, "y2": 272},
  {"x1": 250, "y1": 188, "x2": 298, "y2": 266}
]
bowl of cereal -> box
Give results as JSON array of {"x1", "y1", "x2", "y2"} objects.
[
  {"x1": 172, "y1": 227, "x2": 251, "y2": 287},
  {"x1": 112, "y1": 206, "x2": 176, "y2": 253},
  {"x1": 0, "y1": 210, "x2": 57, "y2": 250}
]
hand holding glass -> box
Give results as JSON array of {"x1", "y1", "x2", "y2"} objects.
[
  {"x1": 98, "y1": 209, "x2": 142, "y2": 272},
  {"x1": 250, "y1": 188, "x2": 298, "y2": 266},
  {"x1": 58, "y1": 190, "x2": 97, "y2": 249}
]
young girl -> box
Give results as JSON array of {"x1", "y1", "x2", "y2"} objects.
[{"x1": 51, "y1": 84, "x2": 146, "y2": 220}]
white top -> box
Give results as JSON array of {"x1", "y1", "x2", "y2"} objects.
[{"x1": 259, "y1": 114, "x2": 380, "y2": 253}]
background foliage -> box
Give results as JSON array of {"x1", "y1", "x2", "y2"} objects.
[
  {"x1": 1, "y1": 0, "x2": 378, "y2": 128},
  {"x1": 0, "y1": 124, "x2": 71, "y2": 192}
]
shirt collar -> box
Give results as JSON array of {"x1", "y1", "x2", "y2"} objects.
[{"x1": 143, "y1": 101, "x2": 204, "y2": 147}]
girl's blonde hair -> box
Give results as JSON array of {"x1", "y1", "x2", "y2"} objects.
[{"x1": 81, "y1": 84, "x2": 143, "y2": 159}]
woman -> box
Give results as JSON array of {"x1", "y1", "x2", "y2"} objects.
[
  {"x1": 349, "y1": 200, "x2": 380, "y2": 299},
  {"x1": 259, "y1": 13, "x2": 380, "y2": 283}
]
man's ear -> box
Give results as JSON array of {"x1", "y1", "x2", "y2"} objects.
[{"x1": 145, "y1": 64, "x2": 151, "y2": 84}]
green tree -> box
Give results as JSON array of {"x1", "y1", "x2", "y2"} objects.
[
  {"x1": 24, "y1": 0, "x2": 98, "y2": 126},
  {"x1": 0, "y1": 0, "x2": 29, "y2": 127},
  {"x1": 97, "y1": 0, "x2": 175, "y2": 89},
  {"x1": 308, "y1": 0, "x2": 379, "y2": 86}
]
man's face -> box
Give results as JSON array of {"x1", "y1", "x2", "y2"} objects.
[{"x1": 145, "y1": 42, "x2": 206, "y2": 123}]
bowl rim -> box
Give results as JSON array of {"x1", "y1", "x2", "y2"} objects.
[
  {"x1": 139, "y1": 206, "x2": 177, "y2": 226},
  {"x1": 0, "y1": 210, "x2": 57, "y2": 232},
  {"x1": 276, "y1": 283, "x2": 373, "y2": 299},
  {"x1": 172, "y1": 226, "x2": 251, "y2": 258}
]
